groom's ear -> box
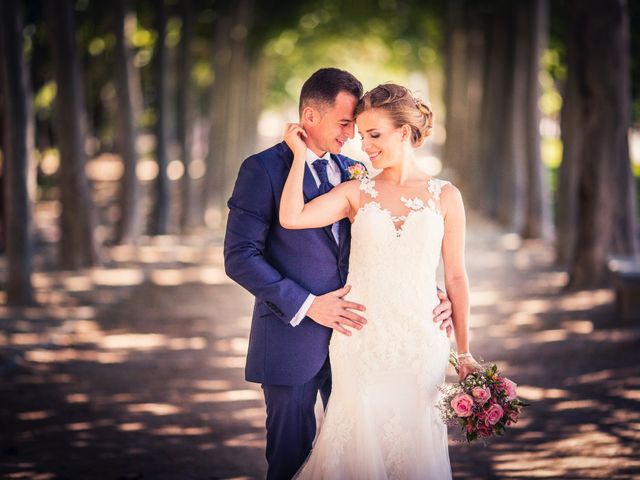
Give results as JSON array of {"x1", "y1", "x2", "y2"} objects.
[{"x1": 301, "y1": 106, "x2": 317, "y2": 126}]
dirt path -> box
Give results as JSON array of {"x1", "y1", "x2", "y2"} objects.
[{"x1": 1, "y1": 216, "x2": 639, "y2": 479}]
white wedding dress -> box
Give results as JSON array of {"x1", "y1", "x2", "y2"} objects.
[{"x1": 295, "y1": 177, "x2": 453, "y2": 480}]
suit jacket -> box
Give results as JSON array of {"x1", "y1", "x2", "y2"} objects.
[{"x1": 224, "y1": 142, "x2": 361, "y2": 386}]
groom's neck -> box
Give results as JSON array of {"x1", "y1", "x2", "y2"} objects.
[{"x1": 304, "y1": 139, "x2": 327, "y2": 158}]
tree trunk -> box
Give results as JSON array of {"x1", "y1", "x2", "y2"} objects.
[
  {"x1": 0, "y1": 0, "x2": 36, "y2": 305},
  {"x1": 47, "y1": 0, "x2": 99, "y2": 269},
  {"x1": 151, "y1": 0, "x2": 170, "y2": 235},
  {"x1": 556, "y1": 12, "x2": 582, "y2": 268},
  {"x1": 443, "y1": 0, "x2": 469, "y2": 182},
  {"x1": 462, "y1": 13, "x2": 486, "y2": 207},
  {"x1": 201, "y1": 0, "x2": 263, "y2": 228},
  {"x1": 522, "y1": 0, "x2": 552, "y2": 240},
  {"x1": 177, "y1": 0, "x2": 197, "y2": 232},
  {"x1": 114, "y1": 0, "x2": 143, "y2": 244},
  {"x1": 497, "y1": 2, "x2": 529, "y2": 231},
  {"x1": 203, "y1": 14, "x2": 231, "y2": 227},
  {"x1": 564, "y1": 0, "x2": 638, "y2": 287},
  {"x1": 477, "y1": 9, "x2": 510, "y2": 218}
]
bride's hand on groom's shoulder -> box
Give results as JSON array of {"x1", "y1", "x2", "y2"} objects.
[{"x1": 284, "y1": 123, "x2": 308, "y2": 157}]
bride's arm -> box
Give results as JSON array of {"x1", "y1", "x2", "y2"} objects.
[
  {"x1": 280, "y1": 124, "x2": 358, "y2": 229},
  {"x1": 440, "y1": 184, "x2": 479, "y2": 378}
]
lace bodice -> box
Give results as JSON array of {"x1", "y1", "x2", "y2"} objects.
[{"x1": 331, "y1": 175, "x2": 452, "y2": 388}]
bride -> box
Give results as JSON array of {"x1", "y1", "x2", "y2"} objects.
[{"x1": 280, "y1": 83, "x2": 480, "y2": 479}]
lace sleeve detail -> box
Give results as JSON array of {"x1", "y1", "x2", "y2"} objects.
[
  {"x1": 427, "y1": 178, "x2": 450, "y2": 201},
  {"x1": 359, "y1": 177, "x2": 378, "y2": 198},
  {"x1": 426, "y1": 178, "x2": 451, "y2": 216}
]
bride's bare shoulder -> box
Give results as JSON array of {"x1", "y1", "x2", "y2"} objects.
[{"x1": 436, "y1": 180, "x2": 464, "y2": 218}]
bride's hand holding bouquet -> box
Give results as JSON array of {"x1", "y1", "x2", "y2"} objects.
[{"x1": 438, "y1": 351, "x2": 529, "y2": 443}]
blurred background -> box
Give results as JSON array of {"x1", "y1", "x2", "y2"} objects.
[{"x1": 0, "y1": 0, "x2": 639, "y2": 479}]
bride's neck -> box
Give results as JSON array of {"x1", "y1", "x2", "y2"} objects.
[{"x1": 379, "y1": 152, "x2": 420, "y2": 185}]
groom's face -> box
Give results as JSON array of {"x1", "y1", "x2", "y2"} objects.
[{"x1": 306, "y1": 91, "x2": 358, "y2": 155}]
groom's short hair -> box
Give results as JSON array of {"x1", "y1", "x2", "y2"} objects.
[{"x1": 299, "y1": 68, "x2": 363, "y2": 115}]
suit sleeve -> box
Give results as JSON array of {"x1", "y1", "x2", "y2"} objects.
[{"x1": 224, "y1": 155, "x2": 311, "y2": 325}]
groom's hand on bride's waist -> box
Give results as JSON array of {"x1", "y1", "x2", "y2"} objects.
[
  {"x1": 433, "y1": 290, "x2": 453, "y2": 338},
  {"x1": 307, "y1": 285, "x2": 367, "y2": 337}
]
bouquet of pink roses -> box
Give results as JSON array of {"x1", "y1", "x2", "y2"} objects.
[{"x1": 437, "y1": 351, "x2": 528, "y2": 442}]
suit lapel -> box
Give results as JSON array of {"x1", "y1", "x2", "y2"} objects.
[{"x1": 331, "y1": 154, "x2": 351, "y2": 183}]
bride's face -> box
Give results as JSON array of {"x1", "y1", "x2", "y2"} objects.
[{"x1": 356, "y1": 109, "x2": 404, "y2": 169}]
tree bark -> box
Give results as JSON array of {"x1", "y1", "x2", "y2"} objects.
[
  {"x1": 47, "y1": 0, "x2": 99, "y2": 269},
  {"x1": 0, "y1": 0, "x2": 36, "y2": 305},
  {"x1": 477, "y1": 9, "x2": 510, "y2": 218},
  {"x1": 114, "y1": 0, "x2": 143, "y2": 244},
  {"x1": 443, "y1": 0, "x2": 469, "y2": 182},
  {"x1": 497, "y1": 1, "x2": 529, "y2": 231},
  {"x1": 203, "y1": 2, "x2": 260, "y2": 226},
  {"x1": 462, "y1": 13, "x2": 486, "y2": 207},
  {"x1": 177, "y1": 0, "x2": 197, "y2": 232},
  {"x1": 203, "y1": 14, "x2": 232, "y2": 227},
  {"x1": 564, "y1": 0, "x2": 638, "y2": 287},
  {"x1": 151, "y1": 0, "x2": 170, "y2": 235}
]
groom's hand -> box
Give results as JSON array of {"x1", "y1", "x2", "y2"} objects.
[
  {"x1": 307, "y1": 285, "x2": 367, "y2": 336},
  {"x1": 434, "y1": 290, "x2": 453, "y2": 337}
]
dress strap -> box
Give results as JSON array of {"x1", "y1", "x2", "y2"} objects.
[
  {"x1": 427, "y1": 178, "x2": 449, "y2": 201},
  {"x1": 359, "y1": 177, "x2": 378, "y2": 198}
]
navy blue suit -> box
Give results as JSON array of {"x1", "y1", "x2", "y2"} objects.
[{"x1": 224, "y1": 142, "x2": 359, "y2": 478}]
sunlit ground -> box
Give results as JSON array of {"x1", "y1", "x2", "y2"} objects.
[{"x1": 1, "y1": 208, "x2": 639, "y2": 478}]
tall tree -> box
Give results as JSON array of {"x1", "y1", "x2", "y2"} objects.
[
  {"x1": 47, "y1": 0, "x2": 99, "y2": 269},
  {"x1": 559, "y1": 0, "x2": 638, "y2": 287},
  {"x1": 497, "y1": 1, "x2": 528, "y2": 232},
  {"x1": 176, "y1": 0, "x2": 197, "y2": 232},
  {"x1": 150, "y1": 0, "x2": 170, "y2": 235},
  {"x1": 0, "y1": 0, "x2": 36, "y2": 304},
  {"x1": 203, "y1": 0, "x2": 260, "y2": 226},
  {"x1": 476, "y1": 7, "x2": 510, "y2": 218},
  {"x1": 521, "y1": 0, "x2": 552, "y2": 240},
  {"x1": 114, "y1": 0, "x2": 144, "y2": 244}
]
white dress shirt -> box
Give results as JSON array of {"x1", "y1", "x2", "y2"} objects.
[{"x1": 290, "y1": 149, "x2": 342, "y2": 327}]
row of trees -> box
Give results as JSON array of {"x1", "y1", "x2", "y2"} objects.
[
  {"x1": 0, "y1": 0, "x2": 638, "y2": 306},
  {"x1": 441, "y1": 0, "x2": 638, "y2": 287}
]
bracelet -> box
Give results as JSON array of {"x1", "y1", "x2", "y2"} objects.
[{"x1": 457, "y1": 352, "x2": 473, "y2": 359}]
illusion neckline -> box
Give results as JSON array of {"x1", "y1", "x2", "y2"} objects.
[{"x1": 353, "y1": 201, "x2": 443, "y2": 238}]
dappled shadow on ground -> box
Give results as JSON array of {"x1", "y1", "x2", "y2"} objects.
[
  {"x1": 1, "y1": 216, "x2": 639, "y2": 479},
  {"x1": 0, "y1": 240, "x2": 266, "y2": 479},
  {"x1": 448, "y1": 217, "x2": 640, "y2": 480}
]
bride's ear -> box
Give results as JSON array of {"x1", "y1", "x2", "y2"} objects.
[{"x1": 401, "y1": 124, "x2": 412, "y2": 143}]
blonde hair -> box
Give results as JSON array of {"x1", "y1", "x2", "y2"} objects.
[{"x1": 355, "y1": 84, "x2": 433, "y2": 147}]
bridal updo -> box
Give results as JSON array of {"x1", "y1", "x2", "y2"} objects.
[{"x1": 355, "y1": 84, "x2": 433, "y2": 148}]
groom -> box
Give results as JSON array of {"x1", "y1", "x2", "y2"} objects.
[{"x1": 224, "y1": 67, "x2": 453, "y2": 479}]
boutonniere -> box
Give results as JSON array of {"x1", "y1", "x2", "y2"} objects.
[{"x1": 346, "y1": 162, "x2": 368, "y2": 180}]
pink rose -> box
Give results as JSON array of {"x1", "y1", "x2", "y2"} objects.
[
  {"x1": 484, "y1": 403, "x2": 504, "y2": 426},
  {"x1": 500, "y1": 378, "x2": 518, "y2": 401},
  {"x1": 471, "y1": 387, "x2": 491, "y2": 405},
  {"x1": 451, "y1": 393, "x2": 474, "y2": 417}
]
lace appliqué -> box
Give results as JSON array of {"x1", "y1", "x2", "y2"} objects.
[
  {"x1": 400, "y1": 196, "x2": 425, "y2": 211},
  {"x1": 320, "y1": 403, "x2": 354, "y2": 470},
  {"x1": 383, "y1": 412, "x2": 410, "y2": 479},
  {"x1": 359, "y1": 177, "x2": 378, "y2": 198},
  {"x1": 427, "y1": 178, "x2": 450, "y2": 216}
]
